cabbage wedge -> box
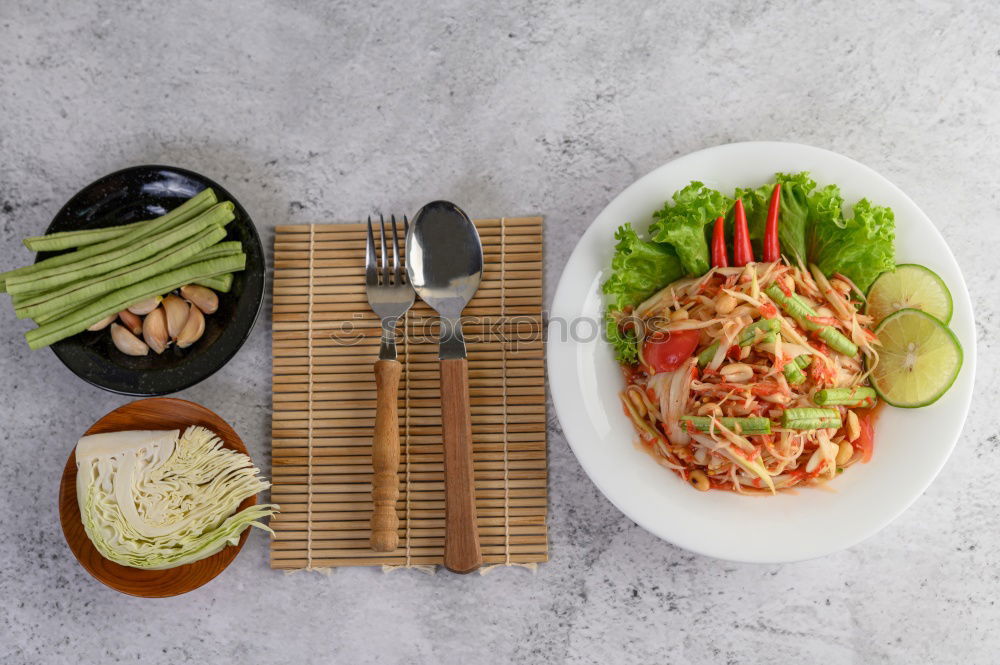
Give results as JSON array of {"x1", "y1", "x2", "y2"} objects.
[{"x1": 76, "y1": 426, "x2": 277, "y2": 570}]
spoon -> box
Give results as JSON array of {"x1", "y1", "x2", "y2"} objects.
[{"x1": 406, "y1": 201, "x2": 483, "y2": 574}]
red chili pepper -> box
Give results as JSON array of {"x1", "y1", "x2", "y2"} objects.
[
  {"x1": 732, "y1": 199, "x2": 753, "y2": 266},
  {"x1": 759, "y1": 302, "x2": 778, "y2": 319},
  {"x1": 763, "y1": 183, "x2": 781, "y2": 262},
  {"x1": 710, "y1": 216, "x2": 728, "y2": 267}
]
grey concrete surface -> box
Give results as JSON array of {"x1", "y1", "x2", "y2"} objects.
[{"x1": 1, "y1": 1, "x2": 998, "y2": 663}]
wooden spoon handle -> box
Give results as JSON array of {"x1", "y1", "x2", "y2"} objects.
[
  {"x1": 369, "y1": 359, "x2": 401, "y2": 551},
  {"x1": 440, "y1": 357, "x2": 482, "y2": 573}
]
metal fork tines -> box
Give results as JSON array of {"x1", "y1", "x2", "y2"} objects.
[{"x1": 365, "y1": 214, "x2": 416, "y2": 361}]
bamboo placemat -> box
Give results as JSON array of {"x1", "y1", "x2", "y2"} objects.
[{"x1": 269, "y1": 217, "x2": 548, "y2": 570}]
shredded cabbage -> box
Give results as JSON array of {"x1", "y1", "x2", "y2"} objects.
[{"x1": 76, "y1": 426, "x2": 277, "y2": 570}]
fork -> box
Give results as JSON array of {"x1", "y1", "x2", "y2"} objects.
[{"x1": 365, "y1": 214, "x2": 415, "y2": 552}]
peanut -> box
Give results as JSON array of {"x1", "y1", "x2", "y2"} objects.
[
  {"x1": 846, "y1": 410, "x2": 861, "y2": 442},
  {"x1": 715, "y1": 293, "x2": 737, "y2": 315},
  {"x1": 688, "y1": 470, "x2": 710, "y2": 491},
  {"x1": 836, "y1": 439, "x2": 854, "y2": 466},
  {"x1": 720, "y1": 363, "x2": 753, "y2": 383}
]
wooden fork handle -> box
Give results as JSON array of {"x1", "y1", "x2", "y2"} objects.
[
  {"x1": 440, "y1": 357, "x2": 482, "y2": 573},
  {"x1": 369, "y1": 359, "x2": 401, "y2": 551}
]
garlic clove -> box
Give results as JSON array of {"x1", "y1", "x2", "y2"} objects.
[
  {"x1": 142, "y1": 306, "x2": 170, "y2": 354},
  {"x1": 111, "y1": 323, "x2": 149, "y2": 356},
  {"x1": 180, "y1": 284, "x2": 218, "y2": 315},
  {"x1": 175, "y1": 305, "x2": 205, "y2": 349},
  {"x1": 162, "y1": 294, "x2": 191, "y2": 340},
  {"x1": 128, "y1": 296, "x2": 162, "y2": 316},
  {"x1": 118, "y1": 309, "x2": 144, "y2": 335},
  {"x1": 87, "y1": 313, "x2": 117, "y2": 331}
]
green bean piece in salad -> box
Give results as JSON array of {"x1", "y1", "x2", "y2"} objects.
[
  {"x1": 813, "y1": 387, "x2": 877, "y2": 408},
  {"x1": 737, "y1": 318, "x2": 780, "y2": 347},
  {"x1": 782, "y1": 354, "x2": 812, "y2": 385},
  {"x1": 782, "y1": 408, "x2": 842, "y2": 431},
  {"x1": 680, "y1": 416, "x2": 771, "y2": 436},
  {"x1": 764, "y1": 284, "x2": 858, "y2": 356}
]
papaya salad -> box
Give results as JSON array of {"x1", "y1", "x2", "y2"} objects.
[{"x1": 603, "y1": 173, "x2": 904, "y2": 494}]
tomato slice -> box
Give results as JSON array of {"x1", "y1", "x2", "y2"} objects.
[
  {"x1": 854, "y1": 408, "x2": 877, "y2": 463},
  {"x1": 642, "y1": 329, "x2": 700, "y2": 373}
]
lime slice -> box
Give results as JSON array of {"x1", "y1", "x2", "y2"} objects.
[
  {"x1": 870, "y1": 308, "x2": 962, "y2": 408},
  {"x1": 866, "y1": 264, "x2": 953, "y2": 325}
]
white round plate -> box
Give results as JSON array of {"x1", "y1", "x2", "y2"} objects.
[{"x1": 548, "y1": 141, "x2": 976, "y2": 563}]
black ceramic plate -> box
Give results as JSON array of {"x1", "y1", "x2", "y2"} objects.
[{"x1": 36, "y1": 165, "x2": 265, "y2": 396}]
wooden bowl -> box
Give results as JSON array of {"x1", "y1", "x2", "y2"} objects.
[{"x1": 59, "y1": 398, "x2": 257, "y2": 597}]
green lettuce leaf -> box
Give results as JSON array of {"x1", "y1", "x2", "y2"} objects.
[
  {"x1": 806, "y1": 183, "x2": 846, "y2": 259},
  {"x1": 602, "y1": 223, "x2": 684, "y2": 310},
  {"x1": 601, "y1": 223, "x2": 684, "y2": 364},
  {"x1": 773, "y1": 172, "x2": 816, "y2": 265},
  {"x1": 606, "y1": 311, "x2": 638, "y2": 365},
  {"x1": 807, "y1": 192, "x2": 895, "y2": 291},
  {"x1": 650, "y1": 182, "x2": 731, "y2": 276}
]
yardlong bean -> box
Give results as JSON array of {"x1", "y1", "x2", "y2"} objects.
[
  {"x1": 697, "y1": 342, "x2": 720, "y2": 367},
  {"x1": 764, "y1": 284, "x2": 858, "y2": 356},
  {"x1": 6, "y1": 203, "x2": 233, "y2": 296},
  {"x1": 813, "y1": 387, "x2": 876, "y2": 407},
  {"x1": 782, "y1": 354, "x2": 812, "y2": 385},
  {"x1": 680, "y1": 415, "x2": 771, "y2": 435},
  {"x1": 782, "y1": 407, "x2": 842, "y2": 430},
  {"x1": 14, "y1": 226, "x2": 227, "y2": 320},
  {"x1": 195, "y1": 273, "x2": 234, "y2": 293},
  {"x1": 0, "y1": 189, "x2": 218, "y2": 291},
  {"x1": 21, "y1": 188, "x2": 217, "y2": 252},
  {"x1": 738, "y1": 318, "x2": 780, "y2": 347},
  {"x1": 25, "y1": 254, "x2": 245, "y2": 349}
]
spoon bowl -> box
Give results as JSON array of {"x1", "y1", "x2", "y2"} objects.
[{"x1": 406, "y1": 201, "x2": 483, "y2": 322}]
